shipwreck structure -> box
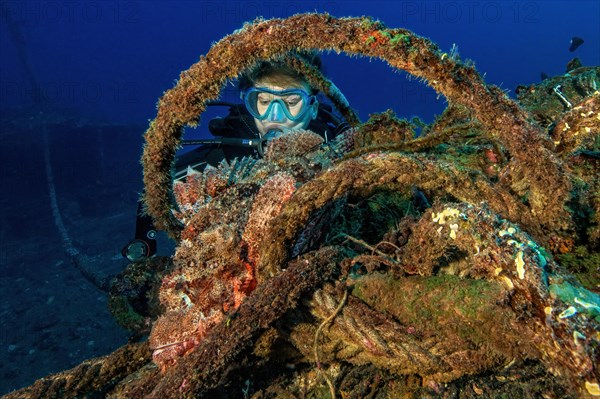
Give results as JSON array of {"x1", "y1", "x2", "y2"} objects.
[{"x1": 7, "y1": 13, "x2": 599, "y2": 399}]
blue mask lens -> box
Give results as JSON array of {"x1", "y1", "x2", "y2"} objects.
[{"x1": 242, "y1": 87, "x2": 314, "y2": 122}]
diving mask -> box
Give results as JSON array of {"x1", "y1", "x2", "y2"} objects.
[{"x1": 242, "y1": 87, "x2": 315, "y2": 122}]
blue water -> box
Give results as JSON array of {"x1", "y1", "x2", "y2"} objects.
[
  {"x1": 2, "y1": 1, "x2": 598, "y2": 124},
  {"x1": 0, "y1": 0, "x2": 598, "y2": 395}
]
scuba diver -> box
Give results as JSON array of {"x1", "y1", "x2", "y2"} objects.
[{"x1": 122, "y1": 52, "x2": 351, "y2": 262}]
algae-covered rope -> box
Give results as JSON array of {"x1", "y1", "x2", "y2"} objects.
[
  {"x1": 314, "y1": 288, "x2": 348, "y2": 399},
  {"x1": 142, "y1": 14, "x2": 569, "y2": 240}
]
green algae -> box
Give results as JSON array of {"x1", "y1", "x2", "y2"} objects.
[
  {"x1": 390, "y1": 33, "x2": 410, "y2": 47},
  {"x1": 549, "y1": 280, "x2": 600, "y2": 321},
  {"x1": 352, "y1": 273, "x2": 512, "y2": 344},
  {"x1": 556, "y1": 246, "x2": 600, "y2": 291}
]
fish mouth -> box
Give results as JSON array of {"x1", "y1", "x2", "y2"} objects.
[
  {"x1": 151, "y1": 337, "x2": 199, "y2": 358},
  {"x1": 151, "y1": 341, "x2": 183, "y2": 352}
]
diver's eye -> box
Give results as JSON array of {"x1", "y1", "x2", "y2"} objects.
[
  {"x1": 285, "y1": 95, "x2": 302, "y2": 106},
  {"x1": 257, "y1": 93, "x2": 272, "y2": 105}
]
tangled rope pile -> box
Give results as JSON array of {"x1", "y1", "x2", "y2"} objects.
[
  {"x1": 141, "y1": 13, "x2": 584, "y2": 240},
  {"x1": 7, "y1": 13, "x2": 599, "y2": 399}
]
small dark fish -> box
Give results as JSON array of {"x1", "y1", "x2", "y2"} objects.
[
  {"x1": 541, "y1": 72, "x2": 549, "y2": 80},
  {"x1": 569, "y1": 36, "x2": 584, "y2": 52},
  {"x1": 566, "y1": 57, "x2": 583, "y2": 72}
]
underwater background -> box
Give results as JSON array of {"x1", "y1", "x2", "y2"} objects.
[{"x1": 0, "y1": 0, "x2": 598, "y2": 395}]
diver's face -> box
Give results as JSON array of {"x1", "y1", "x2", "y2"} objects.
[{"x1": 251, "y1": 79, "x2": 317, "y2": 136}]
